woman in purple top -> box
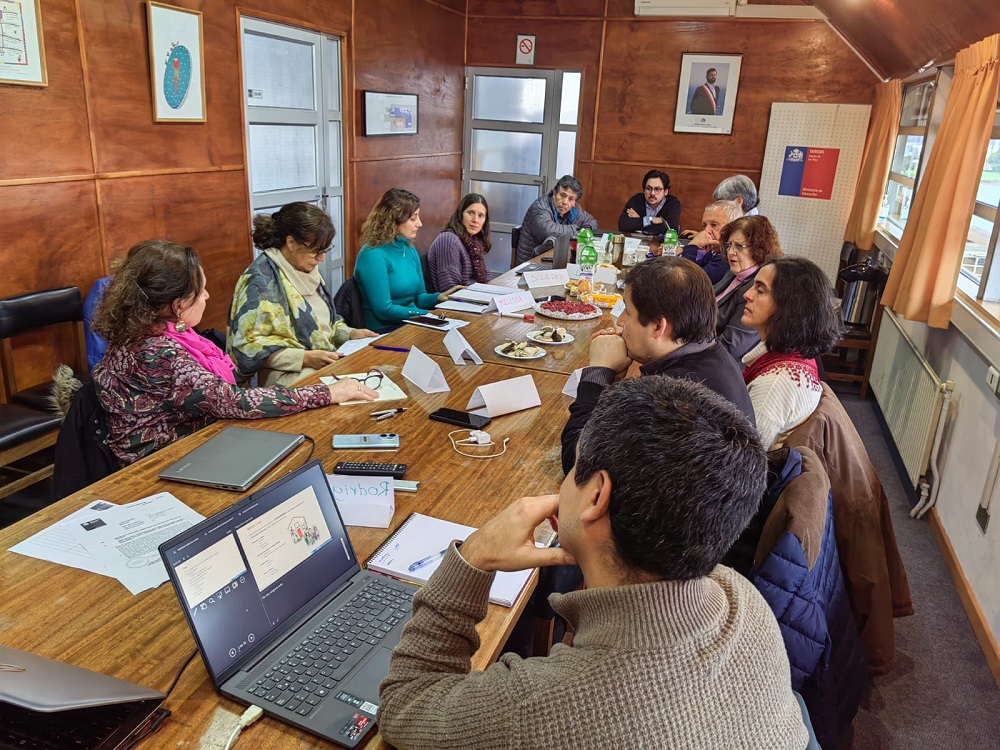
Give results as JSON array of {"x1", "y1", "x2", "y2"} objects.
[
  {"x1": 427, "y1": 193, "x2": 493, "y2": 289},
  {"x1": 92, "y1": 239, "x2": 377, "y2": 465}
]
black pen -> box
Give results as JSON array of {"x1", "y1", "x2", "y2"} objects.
[{"x1": 373, "y1": 345, "x2": 410, "y2": 353}]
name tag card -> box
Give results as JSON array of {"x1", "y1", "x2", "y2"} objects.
[
  {"x1": 443, "y1": 328, "x2": 483, "y2": 366},
  {"x1": 624, "y1": 237, "x2": 642, "y2": 254},
  {"x1": 566, "y1": 263, "x2": 582, "y2": 280},
  {"x1": 484, "y1": 290, "x2": 535, "y2": 314},
  {"x1": 522, "y1": 268, "x2": 570, "y2": 289},
  {"x1": 401, "y1": 346, "x2": 450, "y2": 393},
  {"x1": 562, "y1": 368, "x2": 583, "y2": 399},
  {"x1": 326, "y1": 474, "x2": 394, "y2": 528},
  {"x1": 593, "y1": 266, "x2": 618, "y2": 286},
  {"x1": 609, "y1": 297, "x2": 626, "y2": 324},
  {"x1": 466, "y1": 374, "x2": 541, "y2": 417}
]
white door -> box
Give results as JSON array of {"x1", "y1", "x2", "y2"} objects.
[
  {"x1": 462, "y1": 68, "x2": 582, "y2": 260},
  {"x1": 240, "y1": 18, "x2": 347, "y2": 292}
]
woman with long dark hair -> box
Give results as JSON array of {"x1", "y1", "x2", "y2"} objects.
[{"x1": 427, "y1": 193, "x2": 492, "y2": 289}]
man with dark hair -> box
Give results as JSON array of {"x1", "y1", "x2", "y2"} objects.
[
  {"x1": 617, "y1": 169, "x2": 682, "y2": 234},
  {"x1": 690, "y1": 67, "x2": 720, "y2": 116},
  {"x1": 515, "y1": 174, "x2": 598, "y2": 264},
  {"x1": 378, "y1": 377, "x2": 808, "y2": 750},
  {"x1": 560, "y1": 255, "x2": 753, "y2": 473}
]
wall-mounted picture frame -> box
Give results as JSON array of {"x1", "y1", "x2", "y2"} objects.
[
  {"x1": 674, "y1": 53, "x2": 743, "y2": 136},
  {"x1": 0, "y1": 0, "x2": 48, "y2": 87},
  {"x1": 146, "y1": 1, "x2": 206, "y2": 122},
  {"x1": 363, "y1": 91, "x2": 418, "y2": 136}
]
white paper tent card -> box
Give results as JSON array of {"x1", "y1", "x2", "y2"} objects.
[
  {"x1": 401, "y1": 346, "x2": 450, "y2": 393},
  {"x1": 466, "y1": 374, "x2": 541, "y2": 417},
  {"x1": 443, "y1": 328, "x2": 483, "y2": 366},
  {"x1": 483, "y1": 290, "x2": 535, "y2": 314},
  {"x1": 522, "y1": 268, "x2": 570, "y2": 289},
  {"x1": 562, "y1": 368, "x2": 583, "y2": 399},
  {"x1": 609, "y1": 297, "x2": 626, "y2": 325}
]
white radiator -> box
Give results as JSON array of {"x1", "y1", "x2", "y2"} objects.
[{"x1": 869, "y1": 309, "x2": 954, "y2": 515}]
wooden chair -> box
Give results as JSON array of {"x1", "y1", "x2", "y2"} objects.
[{"x1": 0, "y1": 287, "x2": 86, "y2": 500}]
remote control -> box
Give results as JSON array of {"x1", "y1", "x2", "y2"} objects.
[{"x1": 332, "y1": 461, "x2": 407, "y2": 479}]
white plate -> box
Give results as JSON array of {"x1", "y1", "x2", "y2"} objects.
[
  {"x1": 532, "y1": 301, "x2": 603, "y2": 321},
  {"x1": 526, "y1": 329, "x2": 575, "y2": 346},
  {"x1": 494, "y1": 343, "x2": 546, "y2": 360}
]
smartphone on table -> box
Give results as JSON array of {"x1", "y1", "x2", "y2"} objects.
[
  {"x1": 429, "y1": 408, "x2": 492, "y2": 430},
  {"x1": 404, "y1": 314, "x2": 451, "y2": 329},
  {"x1": 332, "y1": 433, "x2": 400, "y2": 450}
]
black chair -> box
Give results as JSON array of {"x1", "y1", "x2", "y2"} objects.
[
  {"x1": 510, "y1": 225, "x2": 522, "y2": 268},
  {"x1": 0, "y1": 287, "x2": 87, "y2": 500},
  {"x1": 53, "y1": 379, "x2": 119, "y2": 500},
  {"x1": 333, "y1": 276, "x2": 366, "y2": 329}
]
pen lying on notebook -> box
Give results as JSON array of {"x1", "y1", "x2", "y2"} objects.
[{"x1": 408, "y1": 549, "x2": 447, "y2": 572}]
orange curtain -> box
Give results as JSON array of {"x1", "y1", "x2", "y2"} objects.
[
  {"x1": 844, "y1": 80, "x2": 902, "y2": 251},
  {"x1": 882, "y1": 34, "x2": 1000, "y2": 328}
]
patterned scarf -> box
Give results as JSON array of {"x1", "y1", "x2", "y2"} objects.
[
  {"x1": 462, "y1": 233, "x2": 489, "y2": 284},
  {"x1": 742, "y1": 349, "x2": 819, "y2": 387}
]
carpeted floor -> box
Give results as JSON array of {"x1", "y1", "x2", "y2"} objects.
[{"x1": 839, "y1": 388, "x2": 1000, "y2": 749}]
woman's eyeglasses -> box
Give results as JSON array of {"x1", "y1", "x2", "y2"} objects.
[
  {"x1": 331, "y1": 368, "x2": 384, "y2": 389},
  {"x1": 725, "y1": 241, "x2": 752, "y2": 252},
  {"x1": 307, "y1": 245, "x2": 331, "y2": 258}
]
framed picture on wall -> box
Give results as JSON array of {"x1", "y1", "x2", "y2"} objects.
[
  {"x1": 674, "y1": 53, "x2": 743, "y2": 135},
  {"x1": 363, "y1": 91, "x2": 419, "y2": 136},
  {"x1": 146, "y1": 2, "x2": 206, "y2": 122},
  {"x1": 0, "y1": 0, "x2": 48, "y2": 87}
]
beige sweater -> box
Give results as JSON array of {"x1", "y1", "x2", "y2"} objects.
[{"x1": 378, "y1": 545, "x2": 807, "y2": 750}]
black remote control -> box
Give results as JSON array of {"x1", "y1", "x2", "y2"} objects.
[{"x1": 332, "y1": 461, "x2": 407, "y2": 479}]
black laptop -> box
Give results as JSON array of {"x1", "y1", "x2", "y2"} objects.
[{"x1": 158, "y1": 460, "x2": 417, "y2": 748}]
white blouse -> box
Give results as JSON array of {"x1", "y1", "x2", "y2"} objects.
[{"x1": 742, "y1": 342, "x2": 822, "y2": 450}]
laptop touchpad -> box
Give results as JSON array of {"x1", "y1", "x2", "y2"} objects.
[{"x1": 343, "y1": 647, "x2": 394, "y2": 704}]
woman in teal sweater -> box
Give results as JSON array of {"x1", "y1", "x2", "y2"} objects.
[{"x1": 354, "y1": 188, "x2": 463, "y2": 330}]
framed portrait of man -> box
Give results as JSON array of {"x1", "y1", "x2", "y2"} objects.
[{"x1": 674, "y1": 53, "x2": 743, "y2": 135}]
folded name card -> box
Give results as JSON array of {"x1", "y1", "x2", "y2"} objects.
[
  {"x1": 443, "y1": 328, "x2": 483, "y2": 366},
  {"x1": 484, "y1": 290, "x2": 535, "y2": 315},
  {"x1": 401, "y1": 346, "x2": 450, "y2": 393},
  {"x1": 466, "y1": 374, "x2": 541, "y2": 417},
  {"x1": 610, "y1": 297, "x2": 626, "y2": 324},
  {"x1": 522, "y1": 268, "x2": 570, "y2": 289},
  {"x1": 326, "y1": 474, "x2": 394, "y2": 528},
  {"x1": 594, "y1": 265, "x2": 618, "y2": 286},
  {"x1": 562, "y1": 369, "x2": 583, "y2": 399}
]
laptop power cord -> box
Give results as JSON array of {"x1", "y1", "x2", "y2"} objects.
[{"x1": 224, "y1": 704, "x2": 264, "y2": 750}]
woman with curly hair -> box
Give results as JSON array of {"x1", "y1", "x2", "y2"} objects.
[
  {"x1": 353, "y1": 188, "x2": 463, "y2": 330},
  {"x1": 741, "y1": 256, "x2": 844, "y2": 450},
  {"x1": 426, "y1": 193, "x2": 492, "y2": 289},
  {"x1": 713, "y1": 215, "x2": 783, "y2": 361},
  {"x1": 227, "y1": 202, "x2": 378, "y2": 385},
  {"x1": 93, "y1": 239, "x2": 377, "y2": 465}
]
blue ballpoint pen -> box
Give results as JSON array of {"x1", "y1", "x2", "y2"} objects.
[{"x1": 408, "y1": 549, "x2": 447, "y2": 572}]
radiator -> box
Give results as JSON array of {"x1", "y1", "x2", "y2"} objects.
[{"x1": 869, "y1": 309, "x2": 954, "y2": 497}]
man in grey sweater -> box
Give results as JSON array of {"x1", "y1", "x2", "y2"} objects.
[{"x1": 378, "y1": 377, "x2": 808, "y2": 750}]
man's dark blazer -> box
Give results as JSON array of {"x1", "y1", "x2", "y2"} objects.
[
  {"x1": 617, "y1": 193, "x2": 682, "y2": 234},
  {"x1": 690, "y1": 84, "x2": 720, "y2": 116}
]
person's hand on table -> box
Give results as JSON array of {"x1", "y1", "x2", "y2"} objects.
[
  {"x1": 460, "y1": 494, "x2": 575, "y2": 573},
  {"x1": 327, "y1": 379, "x2": 379, "y2": 403},
  {"x1": 303, "y1": 349, "x2": 342, "y2": 369},
  {"x1": 437, "y1": 285, "x2": 466, "y2": 302},
  {"x1": 350, "y1": 328, "x2": 380, "y2": 340},
  {"x1": 589, "y1": 331, "x2": 632, "y2": 373},
  {"x1": 679, "y1": 229, "x2": 697, "y2": 240}
]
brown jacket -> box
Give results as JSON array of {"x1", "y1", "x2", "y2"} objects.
[{"x1": 786, "y1": 383, "x2": 913, "y2": 675}]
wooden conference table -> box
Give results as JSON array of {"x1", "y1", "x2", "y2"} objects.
[{"x1": 0, "y1": 262, "x2": 618, "y2": 749}]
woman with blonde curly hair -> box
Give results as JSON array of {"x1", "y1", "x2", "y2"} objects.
[
  {"x1": 353, "y1": 188, "x2": 463, "y2": 330},
  {"x1": 93, "y1": 239, "x2": 377, "y2": 465},
  {"x1": 227, "y1": 202, "x2": 378, "y2": 386}
]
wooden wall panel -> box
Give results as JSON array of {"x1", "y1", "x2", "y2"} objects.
[
  {"x1": 432, "y1": 0, "x2": 467, "y2": 13},
  {"x1": 98, "y1": 171, "x2": 252, "y2": 331},
  {"x1": 0, "y1": 0, "x2": 93, "y2": 179},
  {"x1": 470, "y1": 0, "x2": 605, "y2": 17},
  {"x1": 353, "y1": 155, "x2": 463, "y2": 259}
]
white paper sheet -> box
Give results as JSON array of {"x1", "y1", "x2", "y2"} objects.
[
  {"x1": 466, "y1": 374, "x2": 541, "y2": 417},
  {"x1": 401, "y1": 346, "x2": 450, "y2": 393},
  {"x1": 320, "y1": 372, "x2": 408, "y2": 404},
  {"x1": 443, "y1": 328, "x2": 483, "y2": 366},
  {"x1": 336, "y1": 334, "x2": 385, "y2": 356},
  {"x1": 436, "y1": 300, "x2": 487, "y2": 314},
  {"x1": 9, "y1": 500, "x2": 121, "y2": 579}
]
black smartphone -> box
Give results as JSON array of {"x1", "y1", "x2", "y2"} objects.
[
  {"x1": 429, "y1": 408, "x2": 492, "y2": 430},
  {"x1": 404, "y1": 314, "x2": 451, "y2": 328}
]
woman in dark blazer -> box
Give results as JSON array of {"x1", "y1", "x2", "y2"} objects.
[{"x1": 712, "y1": 216, "x2": 782, "y2": 360}]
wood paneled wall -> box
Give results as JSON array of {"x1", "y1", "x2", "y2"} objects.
[
  {"x1": 0, "y1": 0, "x2": 464, "y2": 391},
  {"x1": 468, "y1": 1, "x2": 878, "y2": 234}
]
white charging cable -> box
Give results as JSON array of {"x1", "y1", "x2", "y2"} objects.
[
  {"x1": 224, "y1": 705, "x2": 264, "y2": 750},
  {"x1": 448, "y1": 429, "x2": 510, "y2": 459}
]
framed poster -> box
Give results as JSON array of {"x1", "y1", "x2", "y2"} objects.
[
  {"x1": 146, "y1": 2, "x2": 206, "y2": 122},
  {"x1": 0, "y1": 0, "x2": 47, "y2": 87},
  {"x1": 363, "y1": 91, "x2": 418, "y2": 136},
  {"x1": 674, "y1": 53, "x2": 742, "y2": 135}
]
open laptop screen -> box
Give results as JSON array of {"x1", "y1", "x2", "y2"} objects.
[{"x1": 159, "y1": 461, "x2": 360, "y2": 684}]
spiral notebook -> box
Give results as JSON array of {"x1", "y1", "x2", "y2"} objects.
[{"x1": 366, "y1": 513, "x2": 533, "y2": 607}]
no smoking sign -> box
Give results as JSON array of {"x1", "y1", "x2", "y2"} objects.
[{"x1": 516, "y1": 34, "x2": 536, "y2": 65}]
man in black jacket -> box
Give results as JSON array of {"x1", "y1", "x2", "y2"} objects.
[
  {"x1": 560, "y1": 256, "x2": 755, "y2": 474},
  {"x1": 617, "y1": 169, "x2": 681, "y2": 235}
]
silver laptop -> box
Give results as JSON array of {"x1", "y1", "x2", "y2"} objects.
[
  {"x1": 158, "y1": 426, "x2": 305, "y2": 491},
  {"x1": 517, "y1": 234, "x2": 573, "y2": 275},
  {"x1": 0, "y1": 645, "x2": 165, "y2": 750},
  {"x1": 158, "y1": 460, "x2": 417, "y2": 748}
]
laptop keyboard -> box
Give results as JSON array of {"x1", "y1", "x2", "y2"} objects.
[
  {"x1": 246, "y1": 578, "x2": 413, "y2": 716},
  {"x1": 0, "y1": 698, "x2": 161, "y2": 750}
]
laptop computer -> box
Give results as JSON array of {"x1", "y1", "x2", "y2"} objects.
[
  {"x1": 158, "y1": 426, "x2": 305, "y2": 491},
  {"x1": 516, "y1": 234, "x2": 573, "y2": 275},
  {"x1": 0, "y1": 645, "x2": 165, "y2": 750},
  {"x1": 158, "y1": 460, "x2": 417, "y2": 748}
]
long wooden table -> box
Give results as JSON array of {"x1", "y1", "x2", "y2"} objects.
[{"x1": 0, "y1": 344, "x2": 579, "y2": 749}]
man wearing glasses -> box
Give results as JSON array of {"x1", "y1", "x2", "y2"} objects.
[{"x1": 617, "y1": 169, "x2": 682, "y2": 235}]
